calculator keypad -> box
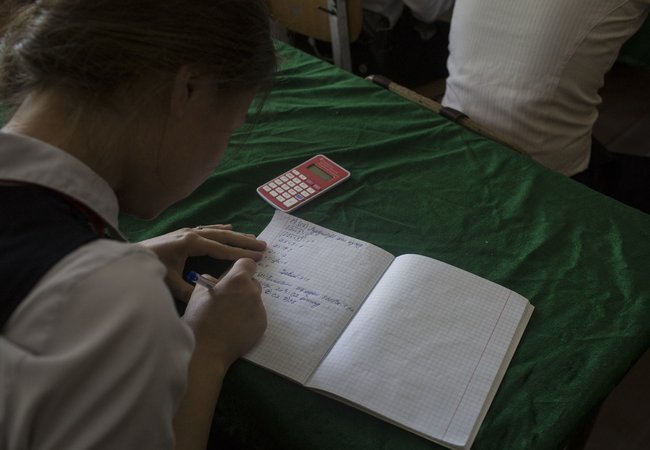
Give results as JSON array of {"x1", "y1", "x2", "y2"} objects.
[{"x1": 261, "y1": 172, "x2": 321, "y2": 209}]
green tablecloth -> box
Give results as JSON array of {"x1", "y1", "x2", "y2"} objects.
[{"x1": 120, "y1": 43, "x2": 650, "y2": 449}]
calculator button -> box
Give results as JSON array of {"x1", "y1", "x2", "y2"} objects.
[
  {"x1": 269, "y1": 190, "x2": 278, "y2": 197},
  {"x1": 288, "y1": 189, "x2": 297, "y2": 195},
  {"x1": 299, "y1": 182, "x2": 308, "y2": 189},
  {"x1": 296, "y1": 194, "x2": 305, "y2": 201},
  {"x1": 305, "y1": 179, "x2": 314, "y2": 185},
  {"x1": 269, "y1": 182, "x2": 277, "y2": 189},
  {"x1": 299, "y1": 174, "x2": 307, "y2": 180},
  {"x1": 306, "y1": 187, "x2": 316, "y2": 194},
  {"x1": 291, "y1": 169, "x2": 300, "y2": 175},
  {"x1": 283, "y1": 198, "x2": 298, "y2": 208},
  {"x1": 302, "y1": 190, "x2": 311, "y2": 198},
  {"x1": 287, "y1": 180, "x2": 296, "y2": 187},
  {"x1": 262, "y1": 185, "x2": 271, "y2": 192},
  {"x1": 275, "y1": 186, "x2": 284, "y2": 192},
  {"x1": 292, "y1": 177, "x2": 301, "y2": 184},
  {"x1": 280, "y1": 176, "x2": 289, "y2": 182},
  {"x1": 282, "y1": 193, "x2": 291, "y2": 199}
]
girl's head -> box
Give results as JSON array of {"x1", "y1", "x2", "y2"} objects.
[
  {"x1": 0, "y1": 0, "x2": 277, "y2": 218},
  {"x1": 0, "y1": 0, "x2": 276, "y2": 109}
]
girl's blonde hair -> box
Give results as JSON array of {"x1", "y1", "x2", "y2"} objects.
[{"x1": 0, "y1": 0, "x2": 277, "y2": 109}]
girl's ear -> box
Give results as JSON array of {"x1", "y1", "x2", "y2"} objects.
[{"x1": 169, "y1": 66, "x2": 196, "y2": 120}]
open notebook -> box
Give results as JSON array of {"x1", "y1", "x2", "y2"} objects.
[{"x1": 246, "y1": 211, "x2": 534, "y2": 450}]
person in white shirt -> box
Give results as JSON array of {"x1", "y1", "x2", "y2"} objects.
[
  {"x1": 442, "y1": 0, "x2": 650, "y2": 177},
  {"x1": 0, "y1": 1, "x2": 276, "y2": 449}
]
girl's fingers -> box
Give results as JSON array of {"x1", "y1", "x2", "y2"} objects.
[{"x1": 192, "y1": 228, "x2": 267, "y2": 252}]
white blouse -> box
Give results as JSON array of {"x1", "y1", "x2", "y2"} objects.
[{"x1": 0, "y1": 131, "x2": 194, "y2": 450}]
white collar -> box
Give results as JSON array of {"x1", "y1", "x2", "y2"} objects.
[{"x1": 0, "y1": 131, "x2": 125, "y2": 239}]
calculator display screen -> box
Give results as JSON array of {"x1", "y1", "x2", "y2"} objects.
[{"x1": 306, "y1": 164, "x2": 333, "y2": 181}]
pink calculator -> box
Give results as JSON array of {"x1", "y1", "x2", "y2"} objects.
[{"x1": 256, "y1": 155, "x2": 350, "y2": 212}]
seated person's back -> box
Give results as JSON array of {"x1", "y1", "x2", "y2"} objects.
[{"x1": 442, "y1": 0, "x2": 650, "y2": 176}]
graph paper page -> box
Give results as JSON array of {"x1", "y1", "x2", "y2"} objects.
[
  {"x1": 245, "y1": 211, "x2": 394, "y2": 384},
  {"x1": 307, "y1": 254, "x2": 533, "y2": 449}
]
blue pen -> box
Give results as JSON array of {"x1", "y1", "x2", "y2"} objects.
[{"x1": 186, "y1": 270, "x2": 216, "y2": 290}]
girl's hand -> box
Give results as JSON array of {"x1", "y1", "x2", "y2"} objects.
[
  {"x1": 183, "y1": 258, "x2": 266, "y2": 372},
  {"x1": 138, "y1": 224, "x2": 266, "y2": 301}
]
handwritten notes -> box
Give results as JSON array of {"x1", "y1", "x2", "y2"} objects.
[
  {"x1": 245, "y1": 211, "x2": 394, "y2": 384},
  {"x1": 256, "y1": 217, "x2": 366, "y2": 314}
]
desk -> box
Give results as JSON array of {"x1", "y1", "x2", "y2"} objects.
[{"x1": 120, "y1": 43, "x2": 650, "y2": 449}]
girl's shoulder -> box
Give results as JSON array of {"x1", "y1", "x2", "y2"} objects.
[{"x1": 6, "y1": 239, "x2": 192, "y2": 354}]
